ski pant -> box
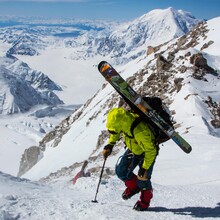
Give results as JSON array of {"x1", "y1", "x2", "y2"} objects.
[{"x1": 115, "y1": 149, "x2": 155, "y2": 190}]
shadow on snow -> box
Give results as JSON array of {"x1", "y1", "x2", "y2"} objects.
[{"x1": 149, "y1": 203, "x2": 220, "y2": 218}]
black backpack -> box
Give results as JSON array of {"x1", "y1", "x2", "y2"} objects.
[{"x1": 130, "y1": 97, "x2": 174, "y2": 144}]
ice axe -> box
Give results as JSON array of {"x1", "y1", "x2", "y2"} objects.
[
  {"x1": 91, "y1": 158, "x2": 107, "y2": 203},
  {"x1": 72, "y1": 160, "x2": 88, "y2": 185}
]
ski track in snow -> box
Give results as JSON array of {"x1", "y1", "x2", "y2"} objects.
[{"x1": 0, "y1": 173, "x2": 220, "y2": 220}]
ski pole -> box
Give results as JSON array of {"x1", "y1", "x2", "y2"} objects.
[{"x1": 91, "y1": 158, "x2": 107, "y2": 203}]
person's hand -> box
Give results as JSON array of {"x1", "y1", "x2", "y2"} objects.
[
  {"x1": 102, "y1": 144, "x2": 114, "y2": 159},
  {"x1": 137, "y1": 167, "x2": 148, "y2": 181}
]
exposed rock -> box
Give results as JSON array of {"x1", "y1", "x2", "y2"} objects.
[
  {"x1": 204, "y1": 96, "x2": 220, "y2": 128},
  {"x1": 156, "y1": 54, "x2": 172, "y2": 73},
  {"x1": 190, "y1": 53, "x2": 207, "y2": 67},
  {"x1": 178, "y1": 65, "x2": 187, "y2": 73},
  {"x1": 167, "y1": 52, "x2": 175, "y2": 62},
  {"x1": 176, "y1": 35, "x2": 187, "y2": 49},
  {"x1": 17, "y1": 146, "x2": 42, "y2": 177},
  {"x1": 185, "y1": 51, "x2": 191, "y2": 57},
  {"x1": 184, "y1": 93, "x2": 198, "y2": 100},
  {"x1": 201, "y1": 40, "x2": 214, "y2": 50},
  {"x1": 147, "y1": 46, "x2": 155, "y2": 56},
  {"x1": 190, "y1": 53, "x2": 216, "y2": 80},
  {"x1": 174, "y1": 78, "x2": 184, "y2": 92},
  {"x1": 211, "y1": 119, "x2": 220, "y2": 128}
]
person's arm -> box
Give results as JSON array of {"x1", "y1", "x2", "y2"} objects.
[
  {"x1": 102, "y1": 132, "x2": 121, "y2": 159},
  {"x1": 134, "y1": 123, "x2": 157, "y2": 170}
]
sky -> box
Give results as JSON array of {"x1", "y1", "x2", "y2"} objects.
[{"x1": 0, "y1": 0, "x2": 219, "y2": 21}]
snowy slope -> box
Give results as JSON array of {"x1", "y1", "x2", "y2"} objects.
[
  {"x1": 0, "y1": 125, "x2": 36, "y2": 176},
  {"x1": 0, "y1": 104, "x2": 77, "y2": 176},
  {"x1": 0, "y1": 7, "x2": 201, "y2": 178},
  {"x1": 22, "y1": 17, "x2": 220, "y2": 184},
  {"x1": 0, "y1": 11, "x2": 219, "y2": 220},
  {"x1": 1, "y1": 172, "x2": 220, "y2": 220}
]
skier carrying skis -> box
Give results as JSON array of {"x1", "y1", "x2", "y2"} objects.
[{"x1": 102, "y1": 107, "x2": 158, "y2": 211}]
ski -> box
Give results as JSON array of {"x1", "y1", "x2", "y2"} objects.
[{"x1": 98, "y1": 61, "x2": 192, "y2": 154}]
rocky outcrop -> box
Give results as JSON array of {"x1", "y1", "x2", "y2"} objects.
[
  {"x1": 190, "y1": 53, "x2": 216, "y2": 80},
  {"x1": 204, "y1": 96, "x2": 220, "y2": 128},
  {"x1": 18, "y1": 146, "x2": 42, "y2": 177},
  {"x1": 17, "y1": 107, "x2": 82, "y2": 176}
]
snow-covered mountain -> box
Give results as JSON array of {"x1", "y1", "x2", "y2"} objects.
[
  {"x1": 0, "y1": 56, "x2": 63, "y2": 114},
  {"x1": 1, "y1": 8, "x2": 220, "y2": 219},
  {"x1": 20, "y1": 17, "x2": 220, "y2": 182},
  {"x1": 0, "y1": 8, "x2": 200, "y2": 104},
  {"x1": 85, "y1": 7, "x2": 200, "y2": 63},
  {"x1": 0, "y1": 7, "x2": 201, "y2": 177},
  {"x1": 0, "y1": 8, "x2": 200, "y2": 63},
  {"x1": 0, "y1": 55, "x2": 77, "y2": 176}
]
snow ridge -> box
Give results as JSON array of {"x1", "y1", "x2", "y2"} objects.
[
  {"x1": 0, "y1": 56, "x2": 63, "y2": 114},
  {"x1": 21, "y1": 18, "x2": 220, "y2": 183}
]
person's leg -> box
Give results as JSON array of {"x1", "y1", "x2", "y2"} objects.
[
  {"x1": 133, "y1": 161, "x2": 155, "y2": 211},
  {"x1": 115, "y1": 150, "x2": 141, "y2": 200}
]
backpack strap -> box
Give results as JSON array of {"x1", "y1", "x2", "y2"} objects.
[
  {"x1": 130, "y1": 117, "x2": 142, "y2": 138},
  {"x1": 129, "y1": 116, "x2": 161, "y2": 156},
  {"x1": 130, "y1": 116, "x2": 160, "y2": 142}
]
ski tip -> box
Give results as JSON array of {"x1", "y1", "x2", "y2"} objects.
[{"x1": 98, "y1": 61, "x2": 110, "y2": 72}]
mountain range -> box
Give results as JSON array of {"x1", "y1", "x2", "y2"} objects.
[
  {"x1": 19, "y1": 14, "x2": 220, "y2": 181},
  {"x1": 0, "y1": 8, "x2": 220, "y2": 219}
]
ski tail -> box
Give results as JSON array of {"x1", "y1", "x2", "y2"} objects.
[{"x1": 171, "y1": 132, "x2": 192, "y2": 153}]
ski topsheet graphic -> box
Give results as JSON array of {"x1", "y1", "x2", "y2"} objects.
[{"x1": 98, "y1": 61, "x2": 192, "y2": 154}]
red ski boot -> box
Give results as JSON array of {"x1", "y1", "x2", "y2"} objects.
[
  {"x1": 122, "y1": 175, "x2": 140, "y2": 200},
  {"x1": 133, "y1": 189, "x2": 153, "y2": 211}
]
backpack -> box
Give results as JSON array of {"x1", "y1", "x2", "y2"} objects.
[{"x1": 130, "y1": 97, "x2": 174, "y2": 144}]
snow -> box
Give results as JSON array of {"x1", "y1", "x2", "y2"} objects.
[
  {"x1": 0, "y1": 9, "x2": 220, "y2": 220},
  {"x1": 1, "y1": 171, "x2": 220, "y2": 220},
  {"x1": 202, "y1": 17, "x2": 220, "y2": 56},
  {"x1": 16, "y1": 49, "x2": 105, "y2": 105},
  {"x1": 0, "y1": 105, "x2": 76, "y2": 176},
  {"x1": 0, "y1": 125, "x2": 36, "y2": 176},
  {"x1": 22, "y1": 87, "x2": 111, "y2": 180}
]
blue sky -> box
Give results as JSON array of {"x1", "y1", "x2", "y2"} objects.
[{"x1": 0, "y1": 0, "x2": 219, "y2": 21}]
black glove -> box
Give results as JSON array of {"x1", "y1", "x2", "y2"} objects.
[
  {"x1": 102, "y1": 144, "x2": 114, "y2": 159},
  {"x1": 137, "y1": 167, "x2": 148, "y2": 181}
]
